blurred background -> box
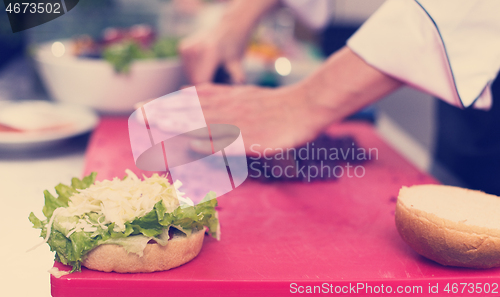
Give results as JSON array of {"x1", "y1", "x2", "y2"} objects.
[{"x1": 0, "y1": 0, "x2": 460, "y2": 185}]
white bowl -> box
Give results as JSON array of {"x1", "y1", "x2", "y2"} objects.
[{"x1": 33, "y1": 41, "x2": 186, "y2": 114}]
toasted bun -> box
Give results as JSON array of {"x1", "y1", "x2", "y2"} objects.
[
  {"x1": 396, "y1": 185, "x2": 500, "y2": 268},
  {"x1": 82, "y1": 229, "x2": 205, "y2": 273}
]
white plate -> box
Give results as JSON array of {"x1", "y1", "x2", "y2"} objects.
[{"x1": 0, "y1": 100, "x2": 98, "y2": 149}]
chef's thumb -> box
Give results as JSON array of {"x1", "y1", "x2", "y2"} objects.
[{"x1": 224, "y1": 60, "x2": 246, "y2": 85}]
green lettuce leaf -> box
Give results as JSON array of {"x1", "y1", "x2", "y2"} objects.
[
  {"x1": 103, "y1": 38, "x2": 179, "y2": 73},
  {"x1": 53, "y1": 216, "x2": 79, "y2": 235},
  {"x1": 130, "y1": 203, "x2": 164, "y2": 237},
  {"x1": 152, "y1": 38, "x2": 178, "y2": 58},
  {"x1": 101, "y1": 227, "x2": 171, "y2": 257},
  {"x1": 42, "y1": 190, "x2": 66, "y2": 219},
  {"x1": 71, "y1": 172, "x2": 97, "y2": 190},
  {"x1": 110, "y1": 223, "x2": 134, "y2": 238},
  {"x1": 195, "y1": 191, "x2": 219, "y2": 238},
  {"x1": 54, "y1": 184, "x2": 76, "y2": 205},
  {"x1": 28, "y1": 212, "x2": 43, "y2": 229}
]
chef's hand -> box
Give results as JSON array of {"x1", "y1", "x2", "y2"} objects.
[
  {"x1": 192, "y1": 83, "x2": 329, "y2": 156},
  {"x1": 190, "y1": 47, "x2": 403, "y2": 156},
  {"x1": 179, "y1": 0, "x2": 279, "y2": 84},
  {"x1": 179, "y1": 23, "x2": 247, "y2": 85}
]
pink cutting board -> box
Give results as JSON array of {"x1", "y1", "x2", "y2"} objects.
[{"x1": 51, "y1": 117, "x2": 500, "y2": 297}]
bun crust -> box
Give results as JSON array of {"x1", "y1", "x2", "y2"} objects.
[
  {"x1": 82, "y1": 229, "x2": 205, "y2": 273},
  {"x1": 396, "y1": 185, "x2": 500, "y2": 269}
]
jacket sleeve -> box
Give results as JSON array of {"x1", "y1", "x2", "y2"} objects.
[{"x1": 347, "y1": 0, "x2": 500, "y2": 109}]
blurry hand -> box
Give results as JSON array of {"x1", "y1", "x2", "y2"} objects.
[
  {"x1": 192, "y1": 83, "x2": 334, "y2": 156},
  {"x1": 179, "y1": 24, "x2": 248, "y2": 85}
]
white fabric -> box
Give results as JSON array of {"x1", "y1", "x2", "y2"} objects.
[
  {"x1": 282, "y1": 0, "x2": 332, "y2": 30},
  {"x1": 347, "y1": 0, "x2": 500, "y2": 109}
]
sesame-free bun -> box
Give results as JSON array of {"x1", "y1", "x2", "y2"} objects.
[
  {"x1": 82, "y1": 229, "x2": 205, "y2": 273},
  {"x1": 396, "y1": 185, "x2": 500, "y2": 269}
]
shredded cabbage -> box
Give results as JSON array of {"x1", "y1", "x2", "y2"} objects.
[{"x1": 56, "y1": 169, "x2": 190, "y2": 233}]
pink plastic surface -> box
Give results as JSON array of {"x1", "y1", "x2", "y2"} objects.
[{"x1": 51, "y1": 117, "x2": 500, "y2": 296}]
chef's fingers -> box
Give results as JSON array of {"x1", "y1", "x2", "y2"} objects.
[
  {"x1": 179, "y1": 39, "x2": 220, "y2": 85},
  {"x1": 224, "y1": 60, "x2": 246, "y2": 85}
]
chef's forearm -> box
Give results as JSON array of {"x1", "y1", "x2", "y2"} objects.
[{"x1": 300, "y1": 46, "x2": 403, "y2": 123}]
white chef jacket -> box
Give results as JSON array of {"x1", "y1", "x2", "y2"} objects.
[{"x1": 284, "y1": 0, "x2": 500, "y2": 110}]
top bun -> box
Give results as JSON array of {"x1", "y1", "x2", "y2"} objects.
[{"x1": 396, "y1": 184, "x2": 500, "y2": 268}]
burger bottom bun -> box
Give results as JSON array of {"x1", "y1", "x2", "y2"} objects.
[
  {"x1": 396, "y1": 185, "x2": 500, "y2": 269},
  {"x1": 82, "y1": 229, "x2": 205, "y2": 273}
]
